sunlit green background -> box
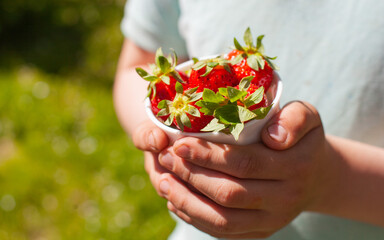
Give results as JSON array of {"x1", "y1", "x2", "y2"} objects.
[{"x1": 0, "y1": 0, "x2": 175, "y2": 239}]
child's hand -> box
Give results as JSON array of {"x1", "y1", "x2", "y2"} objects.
[
  {"x1": 132, "y1": 120, "x2": 173, "y2": 196},
  {"x1": 156, "y1": 101, "x2": 335, "y2": 238},
  {"x1": 132, "y1": 120, "x2": 169, "y2": 153}
]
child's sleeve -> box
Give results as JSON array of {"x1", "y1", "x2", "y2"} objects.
[{"x1": 121, "y1": 0, "x2": 188, "y2": 58}]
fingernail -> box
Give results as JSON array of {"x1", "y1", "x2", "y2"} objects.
[
  {"x1": 160, "y1": 151, "x2": 174, "y2": 169},
  {"x1": 267, "y1": 124, "x2": 287, "y2": 143},
  {"x1": 174, "y1": 144, "x2": 190, "y2": 159},
  {"x1": 148, "y1": 131, "x2": 157, "y2": 151},
  {"x1": 159, "y1": 179, "x2": 170, "y2": 197}
]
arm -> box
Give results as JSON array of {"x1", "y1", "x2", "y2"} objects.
[
  {"x1": 113, "y1": 39, "x2": 176, "y2": 197},
  {"x1": 113, "y1": 39, "x2": 156, "y2": 135},
  {"x1": 314, "y1": 135, "x2": 384, "y2": 226}
]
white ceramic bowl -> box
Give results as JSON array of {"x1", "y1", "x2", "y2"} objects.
[{"x1": 145, "y1": 57, "x2": 283, "y2": 145}]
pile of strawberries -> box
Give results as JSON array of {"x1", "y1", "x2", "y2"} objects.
[{"x1": 136, "y1": 28, "x2": 278, "y2": 140}]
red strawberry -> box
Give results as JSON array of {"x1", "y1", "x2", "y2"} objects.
[
  {"x1": 189, "y1": 57, "x2": 238, "y2": 92},
  {"x1": 136, "y1": 48, "x2": 188, "y2": 120},
  {"x1": 181, "y1": 103, "x2": 214, "y2": 132},
  {"x1": 228, "y1": 52, "x2": 274, "y2": 90},
  {"x1": 157, "y1": 82, "x2": 205, "y2": 132},
  {"x1": 225, "y1": 27, "x2": 277, "y2": 91},
  {"x1": 150, "y1": 72, "x2": 188, "y2": 120}
]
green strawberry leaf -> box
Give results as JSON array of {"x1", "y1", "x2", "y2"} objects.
[
  {"x1": 195, "y1": 101, "x2": 220, "y2": 115},
  {"x1": 175, "y1": 115, "x2": 184, "y2": 131},
  {"x1": 244, "y1": 86, "x2": 264, "y2": 108},
  {"x1": 247, "y1": 55, "x2": 260, "y2": 71},
  {"x1": 238, "y1": 106, "x2": 257, "y2": 122},
  {"x1": 167, "y1": 56, "x2": 173, "y2": 67},
  {"x1": 239, "y1": 76, "x2": 254, "y2": 91},
  {"x1": 176, "y1": 113, "x2": 191, "y2": 131},
  {"x1": 230, "y1": 54, "x2": 244, "y2": 65},
  {"x1": 214, "y1": 105, "x2": 241, "y2": 124},
  {"x1": 181, "y1": 112, "x2": 191, "y2": 128},
  {"x1": 230, "y1": 123, "x2": 244, "y2": 140},
  {"x1": 170, "y1": 48, "x2": 177, "y2": 67},
  {"x1": 201, "y1": 66, "x2": 214, "y2": 77},
  {"x1": 223, "y1": 63, "x2": 232, "y2": 73},
  {"x1": 136, "y1": 68, "x2": 148, "y2": 78},
  {"x1": 157, "y1": 108, "x2": 170, "y2": 117},
  {"x1": 196, "y1": 101, "x2": 220, "y2": 116},
  {"x1": 160, "y1": 75, "x2": 170, "y2": 85},
  {"x1": 158, "y1": 56, "x2": 171, "y2": 73},
  {"x1": 149, "y1": 64, "x2": 157, "y2": 74},
  {"x1": 151, "y1": 84, "x2": 157, "y2": 99},
  {"x1": 202, "y1": 88, "x2": 226, "y2": 103},
  {"x1": 207, "y1": 62, "x2": 219, "y2": 68},
  {"x1": 233, "y1": 37, "x2": 245, "y2": 52},
  {"x1": 175, "y1": 81, "x2": 183, "y2": 94},
  {"x1": 256, "y1": 35, "x2": 265, "y2": 53},
  {"x1": 265, "y1": 57, "x2": 279, "y2": 70},
  {"x1": 218, "y1": 87, "x2": 228, "y2": 97},
  {"x1": 157, "y1": 99, "x2": 169, "y2": 109},
  {"x1": 201, "y1": 118, "x2": 226, "y2": 132},
  {"x1": 146, "y1": 86, "x2": 152, "y2": 99},
  {"x1": 256, "y1": 54, "x2": 265, "y2": 70},
  {"x1": 252, "y1": 105, "x2": 273, "y2": 119},
  {"x1": 165, "y1": 113, "x2": 174, "y2": 126},
  {"x1": 187, "y1": 105, "x2": 201, "y2": 117},
  {"x1": 143, "y1": 75, "x2": 159, "y2": 82},
  {"x1": 244, "y1": 27, "x2": 253, "y2": 49},
  {"x1": 227, "y1": 87, "x2": 247, "y2": 103},
  {"x1": 189, "y1": 92, "x2": 203, "y2": 102},
  {"x1": 192, "y1": 61, "x2": 206, "y2": 71},
  {"x1": 170, "y1": 71, "x2": 185, "y2": 83},
  {"x1": 192, "y1": 57, "x2": 199, "y2": 64},
  {"x1": 155, "y1": 48, "x2": 164, "y2": 66},
  {"x1": 184, "y1": 87, "x2": 198, "y2": 96}
]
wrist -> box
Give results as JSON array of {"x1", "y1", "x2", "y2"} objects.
[
  {"x1": 305, "y1": 135, "x2": 345, "y2": 214},
  {"x1": 306, "y1": 135, "x2": 384, "y2": 226}
]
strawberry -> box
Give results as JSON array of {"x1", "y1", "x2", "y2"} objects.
[
  {"x1": 196, "y1": 76, "x2": 272, "y2": 140},
  {"x1": 149, "y1": 71, "x2": 189, "y2": 119},
  {"x1": 182, "y1": 103, "x2": 214, "y2": 132},
  {"x1": 136, "y1": 48, "x2": 187, "y2": 119},
  {"x1": 225, "y1": 27, "x2": 277, "y2": 91},
  {"x1": 157, "y1": 82, "x2": 205, "y2": 132},
  {"x1": 189, "y1": 57, "x2": 238, "y2": 92}
]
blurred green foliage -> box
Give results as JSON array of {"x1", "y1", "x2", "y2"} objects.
[
  {"x1": 0, "y1": 0, "x2": 125, "y2": 85},
  {"x1": 0, "y1": 0, "x2": 175, "y2": 239}
]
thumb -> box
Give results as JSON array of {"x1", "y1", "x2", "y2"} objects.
[
  {"x1": 261, "y1": 101, "x2": 323, "y2": 150},
  {"x1": 132, "y1": 120, "x2": 169, "y2": 152}
]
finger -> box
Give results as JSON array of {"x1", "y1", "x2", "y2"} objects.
[
  {"x1": 261, "y1": 101, "x2": 322, "y2": 150},
  {"x1": 171, "y1": 137, "x2": 290, "y2": 179},
  {"x1": 144, "y1": 151, "x2": 172, "y2": 197},
  {"x1": 158, "y1": 173, "x2": 279, "y2": 234},
  {"x1": 132, "y1": 120, "x2": 169, "y2": 152},
  {"x1": 159, "y1": 148, "x2": 284, "y2": 209},
  {"x1": 168, "y1": 202, "x2": 274, "y2": 239},
  {"x1": 160, "y1": 174, "x2": 278, "y2": 234}
]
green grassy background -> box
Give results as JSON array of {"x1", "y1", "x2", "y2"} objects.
[{"x1": 0, "y1": 0, "x2": 175, "y2": 239}]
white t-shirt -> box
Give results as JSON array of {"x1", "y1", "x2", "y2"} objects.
[{"x1": 122, "y1": 0, "x2": 384, "y2": 239}]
